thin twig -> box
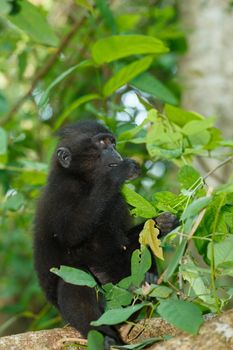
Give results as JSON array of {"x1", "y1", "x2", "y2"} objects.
[
  {"x1": 1, "y1": 16, "x2": 86, "y2": 126},
  {"x1": 55, "y1": 336, "x2": 87, "y2": 350},
  {"x1": 203, "y1": 156, "x2": 233, "y2": 181}
]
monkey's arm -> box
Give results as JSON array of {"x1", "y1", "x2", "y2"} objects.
[{"x1": 56, "y1": 159, "x2": 140, "y2": 247}]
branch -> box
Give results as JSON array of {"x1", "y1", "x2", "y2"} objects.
[
  {"x1": 1, "y1": 310, "x2": 233, "y2": 350},
  {"x1": 1, "y1": 16, "x2": 86, "y2": 126},
  {"x1": 203, "y1": 156, "x2": 233, "y2": 181}
]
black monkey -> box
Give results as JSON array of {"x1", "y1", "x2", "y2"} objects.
[{"x1": 34, "y1": 120, "x2": 178, "y2": 348}]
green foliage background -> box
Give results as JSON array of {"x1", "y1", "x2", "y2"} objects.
[{"x1": 0, "y1": 0, "x2": 232, "y2": 341}]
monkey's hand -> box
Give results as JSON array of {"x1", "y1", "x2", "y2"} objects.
[
  {"x1": 109, "y1": 158, "x2": 140, "y2": 184},
  {"x1": 155, "y1": 212, "x2": 180, "y2": 236},
  {"x1": 123, "y1": 158, "x2": 141, "y2": 180}
]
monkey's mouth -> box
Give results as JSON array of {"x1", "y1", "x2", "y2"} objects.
[{"x1": 108, "y1": 163, "x2": 118, "y2": 167}]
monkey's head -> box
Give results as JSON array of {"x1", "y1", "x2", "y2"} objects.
[{"x1": 54, "y1": 120, "x2": 123, "y2": 177}]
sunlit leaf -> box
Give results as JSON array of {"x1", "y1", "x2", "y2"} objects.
[
  {"x1": 164, "y1": 104, "x2": 203, "y2": 127},
  {"x1": 182, "y1": 118, "x2": 215, "y2": 136},
  {"x1": 177, "y1": 165, "x2": 201, "y2": 190},
  {"x1": 92, "y1": 35, "x2": 168, "y2": 64},
  {"x1": 103, "y1": 56, "x2": 153, "y2": 96},
  {"x1": 122, "y1": 185, "x2": 156, "y2": 218}
]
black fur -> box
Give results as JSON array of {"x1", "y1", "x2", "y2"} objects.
[{"x1": 34, "y1": 120, "x2": 178, "y2": 346}]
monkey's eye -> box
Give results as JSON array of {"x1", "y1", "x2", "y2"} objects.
[{"x1": 110, "y1": 137, "x2": 116, "y2": 145}]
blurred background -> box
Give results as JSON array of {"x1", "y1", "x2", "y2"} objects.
[{"x1": 0, "y1": 0, "x2": 233, "y2": 335}]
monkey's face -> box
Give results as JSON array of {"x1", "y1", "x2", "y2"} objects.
[
  {"x1": 55, "y1": 131, "x2": 123, "y2": 177},
  {"x1": 93, "y1": 133, "x2": 123, "y2": 168}
]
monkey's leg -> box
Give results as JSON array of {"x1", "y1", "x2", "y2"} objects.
[{"x1": 57, "y1": 280, "x2": 122, "y2": 348}]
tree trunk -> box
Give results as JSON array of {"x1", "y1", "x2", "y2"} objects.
[{"x1": 178, "y1": 0, "x2": 233, "y2": 184}]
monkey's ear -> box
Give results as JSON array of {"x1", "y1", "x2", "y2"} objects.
[{"x1": 57, "y1": 147, "x2": 72, "y2": 168}]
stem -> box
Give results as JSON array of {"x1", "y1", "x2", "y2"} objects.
[{"x1": 210, "y1": 194, "x2": 226, "y2": 313}]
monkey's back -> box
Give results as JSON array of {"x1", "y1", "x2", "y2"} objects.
[{"x1": 34, "y1": 186, "x2": 66, "y2": 306}]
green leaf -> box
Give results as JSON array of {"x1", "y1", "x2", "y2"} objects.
[
  {"x1": 153, "y1": 191, "x2": 184, "y2": 212},
  {"x1": 207, "y1": 235, "x2": 233, "y2": 266},
  {"x1": 54, "y1": 94, "x2": 101, "y2": 130},
  {"x1": 131, "y1": 246, "x2": 152, "y2": 287},
  {"x1": 164, "y1": 104, "x2": 203, "y2": 127},
  {"x1": 188, "y1": 130, "x2": 210, "y2": 148},
  {"x1": 0, "y1": 127, "x2": 7, "y2": 155},
  {"x1": 116, "y1": 14, "x2": 141, "y2": 32},
  {"x1": 164, "y1": 239, "x2": 186, "y2": 282},
  {"x1": 38, "y1": 60, "x2": 93, "y2": 108},
  {"x1": 181, "y1": 197, "x2": 212, "y2": 221},
  {"x1": 91, "y1": 304, "x2": 146, "y2": 326},
  {"x1": 103, "y1": 285, "x2": 133, "y2": 309},
  {"x1": 131, "y1": 72, "x2": 178, "y2": 105},
  {"x1": 178, "y1": 165, "x2": 201, "y2": 190},
  {"x1": 76, "y1": 0, "x2": 94, "y2": 12},
  {"x1": 220, "y1": 140, "x2": 233, "y2": 147},
  {"x1": 146, "y1": 145, "x2": 182, "y2": 159},
  {"x1": 50, "y1": 266, "x2": 97, "y2": 288},
  {"x1": 0, "y1": 94, "x2": 8, "y2": 116},
  {"x1": 145, "y1": 114, "x2": 183, "y2": 159},
  {"x1": 103, "y1": 56, "x2": 153, "y2": 97},
  {"x1": 91, "y1": 35, "x2": 168, "y2": 64},
  {"x1": 19, "y1": 160, "x2": 48, "y2": 172},
  {"x1": 117, "y1": 276, "x2": 133, "y2": 289},
  {"x1": 205, "y1": 127, "x2": 222, "y2": 150},
  {"x1": 181, "y1": 257, "x2": 216, "y2": 308},
  {"x1": 118, "y1": 123, "x2": 146, "y2": 142},
  {"x1": 95, "y1": 0, "x2": 117, "y2": 33},
  {"x1": 4, "y1": 193, "x2": 24, "y2": 211},
  {"x1": 0, "y1": 0, "x2": 11, "y2": 15},
  {"x1": 8, "y1": 0, "x2": 58, "y2": 47},
  {"x1": 157, "y1": 299, "x2": 203, "y2": 334},
  {"x1": 182, "y1": 118, "x2": 215, "y2": 136},
  {"x1": 122, "y1": 185, "x2": 156, "y2": 218},
  {"x1": 88, "y1": 330, "x2": 104, "y2": 350},
  {"x1": 149, "y1": 285, "x2": 173, "y2": 298},
  {"x1": 215, "y1": 182, "x2": 233, "y2": 194},
  {"x1": 195, "y1": 194, "x2": 227, "y2": 254}
]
